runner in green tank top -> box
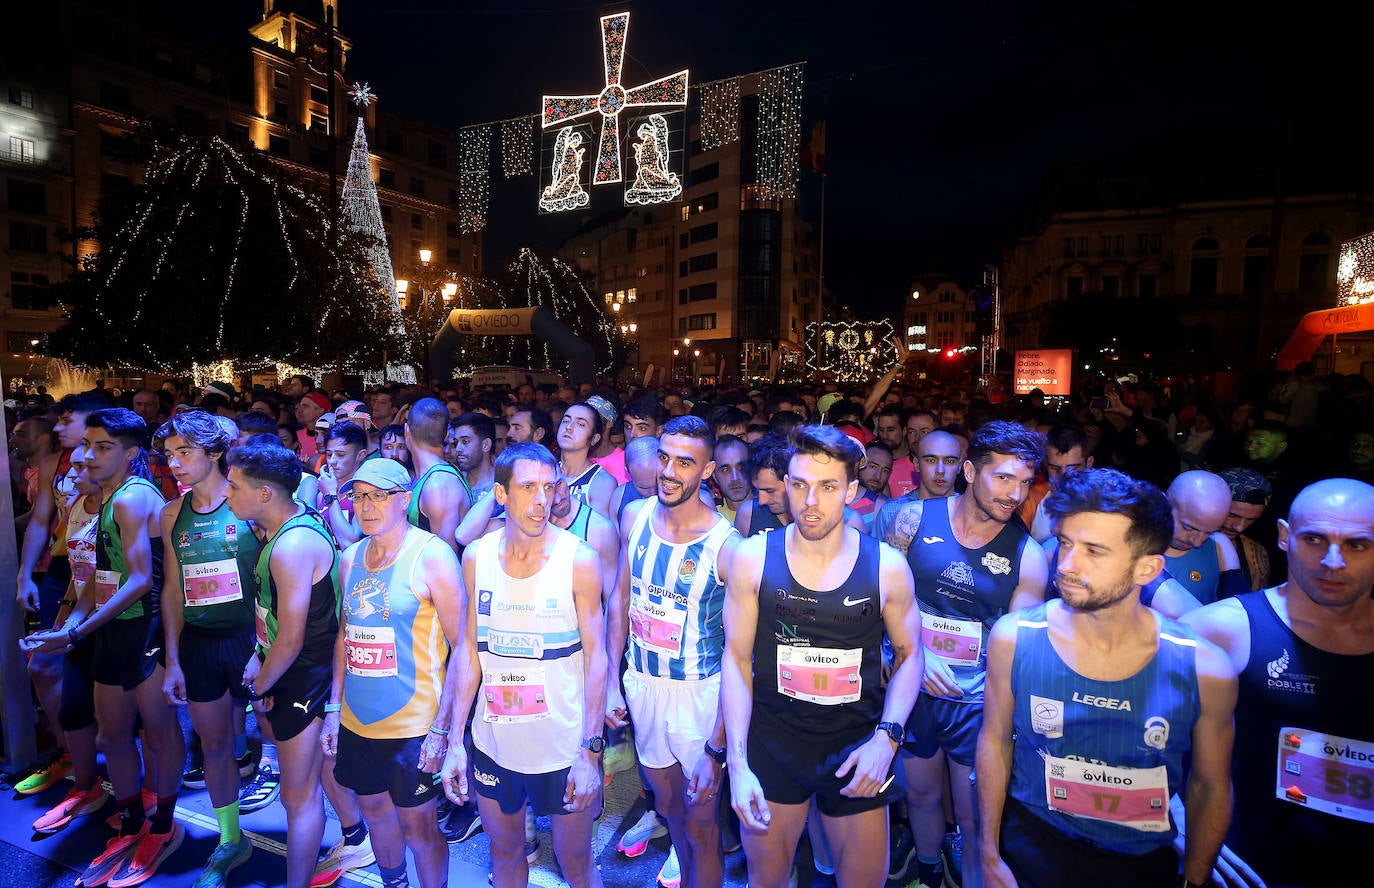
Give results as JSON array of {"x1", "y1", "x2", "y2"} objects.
[
  {"x1": 227, "y1": 440, "x2": 340, "y2": 888},
  {"x1": 156, "y1": 411, "x2": 259, "y2": 885},
  {"x1": 31, "y1": 408, "x2": 187, "y2": 886},
  {"x1": 403, "y1": 398, "x2": 469, "y2": 553}
]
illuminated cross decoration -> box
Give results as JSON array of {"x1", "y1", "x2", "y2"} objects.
[{"x1": 542, "y1": 12, "x2": 689, "y2": 185}]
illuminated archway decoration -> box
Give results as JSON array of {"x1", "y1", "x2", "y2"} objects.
[
  {"x1": 541, "y1": 12, "x2": 688, "y2": 192},
  {"x1": 805, "y1": 320, "x2": 901, "y2": 382},
  {"x1": 428, "y1": 308, "x2": 595, "y2": 385}
]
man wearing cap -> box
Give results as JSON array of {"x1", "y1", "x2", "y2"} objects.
[
  {"x1": 199, "y1": 382, "x2": 240, "y2": 419},
  {"x1": 334, "y1": 402, "x2": 378, "y2": 456},
  {"x1": 296, "y1": 393, "x2": 332, "y2": 460},
  {"x1": 322, "y1": 459, "x2": 463, "y2": 888}
]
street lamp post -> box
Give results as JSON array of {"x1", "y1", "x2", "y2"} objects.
[{"x1": 396, "y1": 248, "x2": 458, "y2": 383}]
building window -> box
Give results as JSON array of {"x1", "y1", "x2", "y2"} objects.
[
  {"x1": 8, "y1": 87, "x2": 34, "y2": 109},
  {"x1": 100, "y1": 173, "x2": 131, "y2": 196},
  {"x1": 679, "y1": 260, "x2": 688, "y2": 276},
  {"x1": 310, "y1": 84, "x2": 329, "y2": 105},
  {"x1": 687, "y1": 254, "x2": 717, "y2": 273},
  {"x1": 273, "y1": 70, "x2": 290, "y2": 90},
  {"x1": 678, "y1": 312, "x2": 717, "y2": 333},
  {"x1": 688, "y1": 282, "x2": 717, "y2": 302},
  {"x1": 1064, "y1": 237, "x2": 1075, "y2": 258},
  {"x1": 379, "y1": 169, "x2": 396, "y2": 189},
  {"x1": 680, "y1": 206, "x2": 690, "y2": 222},
  {"x1": 1102, "y1": 275, "x2": 1120, "y2": 298},
  {"x1": 694, "y1": 192, "x2": 719, "y2": 214},
  {"x1": 1151, "y1": 233, "x2": 1162, "y2": 253},
  {"x1": 1077, "y1": 237, "x2": 1088, "y2": 257},
  {"x1": 1190, "y1": 237, "x2": 1220, "y2": 298},
  {"x1": 7, "y1": 179, "x2": 45, "y2": 214},
  {"x1": 1299, "y1": 232, "x2": 1333, "y2": 295},
  {"x1": 9, "y1": 221, "x2": 47, "y2": 252},
  {"x1": 447, "y1": 222, "x2": 460, "y2": 238},
  {"x1": 1138, "y1": 274, "x2": 1157, "y2": 300},
  {"x1": 411, "y1": 213, "x2": 423, "y2": 230},
  {"x1": 99, "y1": 132, "x2": 136, "y2": 163},
  {"x1": 7, "y1": 136, "x2": 35, "y2": 163},
  {"x1": 1113, "y1": 235, "x2": 1125, "y2": 255},
  {"x1": 309, "y1": 114, "x2": 328, "y2": 135},
  {"x1": 936, "y1": 311, "x2": 954, "y2": 323},
  {"x1": 1137, "y1": 234, "x2": 1149, "y2": 254},
  {"x1": 679, "y1": 289, "x2": 688, "y2": 305},
  {"x1": 688, "y1": 163, "x2": 718, "y2": 186},
  {"x1": 447, "y1": 248, "x2": 462, "y2": 265},
  {"x1": 679, "y1": 233, "x2": 689, "y2": 249},
  {"x1": 268, "y1": 135, "x2": 290, "y2": 158},
  {"x1": 410, "y1": 177, "x2": 426, "y2": 197},
  {"x1": 1101, "y1": 236, "x2": 1111, "y2": 255},
  {"x1": 9, "y1": 272, "x2": 51, "y2": 311},
  {"x1": 224, "y1": 121, "x2": 250, "y2": 144},
  {"x1": 271, "y1": 101, "x2": 289, "y2": 122},
  {"x1": 307, "y1": 146, "x2": 327, "y2": 167},
  {"x1": 689, "y1": 222, "x2": 718, "y2": 244}
]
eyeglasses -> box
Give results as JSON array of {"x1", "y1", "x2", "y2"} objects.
[{"x1": 343, "y1": 489, "x2": 405, "y2": 505}]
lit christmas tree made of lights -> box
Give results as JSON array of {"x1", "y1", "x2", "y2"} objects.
[{"x1": 341, "y1": 83, "x2": 398, "y2": 312}]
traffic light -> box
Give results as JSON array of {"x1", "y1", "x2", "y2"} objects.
[{"x1": 945, "y1": 348, "x2": 956, "y2": 360}]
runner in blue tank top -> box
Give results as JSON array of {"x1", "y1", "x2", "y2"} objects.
[
  {"x1": 883, "y1": 421, "x2": 1049, "y2": 888},
  {"x1": 723, "y1": 425, "x2": 924, "y2": 888},
  {"x1": 608, "y1": 416, "x2": 741, "y2": 888},
  {"x1": 979, "y1": 468, "x2": 1237, "y2": 888},
  {"x1": 1162, "y1": 471, "x2": 1245, "y2": 605},
  {"x1": 1183, "y1": 478, "x2": 1374, "y2": 888}
]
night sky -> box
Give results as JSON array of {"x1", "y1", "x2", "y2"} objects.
[{"x1": 172, "y1": 1, "x2": 1359, "y2": 320}]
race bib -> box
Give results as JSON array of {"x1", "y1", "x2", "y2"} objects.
[
  {"x1": 776, "y1": 645, "x2": 862, "y2": 705},
  {"x1": 630, "y1": 592, "x2": 688, "y2": 658},
  {"x1": 183, "y1": 558, "x2": 243, "y2": 608},
  {"x1": 1275, "y1": 728, "x2": 1374, "y2": 824},
  {"x1": 345, "y1": 624, "x2": 398, "y2": 677},
  {"x1": 94, "y1": 569, "x2": 120, "y2": 609},
  {"x1": 68, "y1": 540, "x2": 97, "y2": 586},
  {"x1": 921, "y1": 612, "x2": 983, "y2": 663},
  {"x1": 254, "y1": 601, "x2": 271, "y2": 650},
  {"x1": 483, "y1": 665, "x2": 550, "y2": 723},
  {"x1": 1044, "y1": 754, "x2": 1171, "y2": 832}
]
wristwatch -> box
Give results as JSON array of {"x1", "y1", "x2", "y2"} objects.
[
  {"x1": 876, "y1": 721, "x2": 904, "y2": 746},
  {"x1": 321, "y1": 494, "x2": 338, "y2": 506},
  {"x1": 703, "y1": 741, "x2": 727, "y2": 765},
  {"x1": 581, "y1": 736, "x2": 606, "y2": 754}
]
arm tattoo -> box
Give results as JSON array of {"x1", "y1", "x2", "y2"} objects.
[{"x1": 888, "y1": 505, "x2": 919, "y2": 553}]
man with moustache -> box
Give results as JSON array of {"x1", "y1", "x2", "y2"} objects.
[
  {"x1": 979, "y1": 468, "x2": 1236, "y2": 888},
  {"x1": 884, "y1": 422, "x2": 1049, "y2": 888},
  {"x1": 1183, "y1": 478, "x2": 1374, "y2": 888}
]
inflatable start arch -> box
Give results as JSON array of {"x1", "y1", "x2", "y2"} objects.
[{"x1": 428, "y1": 308, "x2": 596, "y2": 384}]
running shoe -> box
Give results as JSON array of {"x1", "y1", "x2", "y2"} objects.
[
  {"x1": 238, "y1": 763, "x2": 280, "y2": 813},
  {"x1": 77, "y1": 823, "x2": 149, "y2": 887},
  {"x1": 107, "y1": 822, "x2": 184, "y2": 888},
  {"x1": 439, "y1": 802, "x2": 483, "y2": 843},
  {"x1": 602, "y1": 741, "x2": 636, "y2": 786},
  {"x1": 888, "y1": 819, "x2": 916, "y2": 883},
  {"x1": 104, "y1": 790, "x2": 157, "y2": 830},
  {"x1": 657, "y1": 846, "x2": 681, "y2": 888},
  {"x1": 33, "y1": 785, "x2": 108, "y2": 834},
  {"x1": 15, "y1": 752, "x2": 72, "y2": 795},
  {"x1": 524, "y1": 808, "x2": 539, "y2": 864},
  {"x1": 617, "y1": 808, "x2": 667, "y2": 858},
  {"x1": 309, "y1": 833, "x2": 376, "y2": 888},
  {"x1": 181, "y1": 764, "x2": 206, "y2": 790},
  {"x1": 941, "y1": 828, "x2": 963, "y2": 888},
  {"x1": 192, "y1": 836, "x2": 252, "y2": 888}
]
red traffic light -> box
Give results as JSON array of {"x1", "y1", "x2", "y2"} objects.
[{"x1": 945, "y1": 349, "x2": 956, "y2": 359}]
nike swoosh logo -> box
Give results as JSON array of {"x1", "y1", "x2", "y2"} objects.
[
  {"x1": 144, "y1": 648, "x2": 161, "y2": 658},
  {"x1": 922, "y1": 536, "x2": 944, "y2": 544},
  {"x1": 842, "y1": 595, "x2": 870, "y2": 607}
]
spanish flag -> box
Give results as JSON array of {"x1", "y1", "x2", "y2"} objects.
[{"x1": 800, "y1": 121, "x2": 826, "y2": 175}]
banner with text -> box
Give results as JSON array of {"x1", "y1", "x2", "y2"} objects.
[{"x1": 1013, "y1": 349, "x2": 1073, "y2": 395}]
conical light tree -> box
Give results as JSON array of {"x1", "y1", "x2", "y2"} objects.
[{"x1": 340, "y1": 83, "x2": 399, "y2": 312}]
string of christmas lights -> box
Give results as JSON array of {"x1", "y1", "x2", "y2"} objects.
[
  {"x1": 501, "y1": 115, "x2": 535, "y2": 178},
  {"x1": 699, "y1": 77, "x2": 740, "y2": 150},
  {"x1": 754, "y1": 63, "x2": 804, "y2": 200},
  {"x1": 458, "y1": 125, "x2": 492, "y2": 233}
]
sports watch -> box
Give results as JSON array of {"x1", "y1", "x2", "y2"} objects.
[
  {"x1": 876, "y1": 721, "x2": 904, "y2": 746},
  {"x1": 581, "y1": 736, "x2": 606, "y2": 754},
  {"x1": 703, "y1": 741, "x2": 727, "y2": 765}
]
